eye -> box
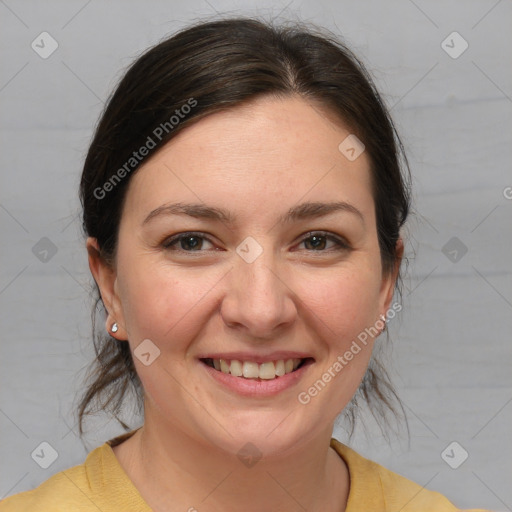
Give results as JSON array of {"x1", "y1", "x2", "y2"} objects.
[
  {"x1": 162, "y1": 232, "x2": 215, "y2": 252},
  {"x1": 161, "y1": 230, "x2": 350, "y2": 254},
  {"x1": 297, "y1": 231, "x2": 350, "y2": 252}
]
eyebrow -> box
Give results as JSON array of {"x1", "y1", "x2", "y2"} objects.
[{"x1": 142, "y1": 200, "x2": 364, "y2": 226}]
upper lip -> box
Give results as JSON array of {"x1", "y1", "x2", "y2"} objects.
[{"x1": 198, "y1": 351, "x2": 314, "y2": 364}]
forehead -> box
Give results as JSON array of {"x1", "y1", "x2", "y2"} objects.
[{"x1": 122, "y1": 95, "x2": 374, "y2": 225}]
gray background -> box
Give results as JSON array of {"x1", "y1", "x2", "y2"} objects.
[{"x1": 1, "y1": 0, "x2": 511, "y2": 510}]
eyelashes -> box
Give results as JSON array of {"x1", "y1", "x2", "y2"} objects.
[
  {"x1": 162, "y1": 232, "x2": 215, "y2": 251},
  {"x1": 161, "y1": 231, "x2": 351, "y2": 254}
]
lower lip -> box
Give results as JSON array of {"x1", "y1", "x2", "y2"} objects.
[{"x1": 200, "y1": 360, "x2": 313, "y2": 397}]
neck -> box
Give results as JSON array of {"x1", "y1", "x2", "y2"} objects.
[{"x1": 115, "y1": 410, "x2": 349, "y2": 512}]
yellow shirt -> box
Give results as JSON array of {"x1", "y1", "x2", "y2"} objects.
[{"x1": 0, "y1": 430, "x2": 490, "y2": 511}]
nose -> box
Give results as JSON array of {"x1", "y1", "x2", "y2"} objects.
[{"x1": 220, "y1": 245, "x2": 297, "y2": 339}]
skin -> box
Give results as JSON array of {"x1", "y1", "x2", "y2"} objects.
[{"x1": 87, "y1": 95, "x2": 402, "y2": 512}]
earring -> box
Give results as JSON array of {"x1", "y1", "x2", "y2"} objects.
[{"x1": 111, "y1": 323, "x2": 118, "y2": 333}]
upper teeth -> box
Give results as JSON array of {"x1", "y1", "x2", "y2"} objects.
[{"x1": 212, "y1": 358, "x2": 302, "y2": 379}]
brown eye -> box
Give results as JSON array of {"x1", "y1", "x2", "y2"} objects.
[
  {"x1": 299, "y1": 232, "x2": 350, "y2": 252},
  {"x1": 163, "y1": 232, "x2": 215, "y2": 252}
]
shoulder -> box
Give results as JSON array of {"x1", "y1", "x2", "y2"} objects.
[
  {"x1": 0, "y1": 430, "x2": 149, "y2": 512},
  {"x1": 0, "y1": 457, "x2": 92, "y2": 512},
  {"x1": 330, "y1": 438, "x2": 491, "y2": 512}
]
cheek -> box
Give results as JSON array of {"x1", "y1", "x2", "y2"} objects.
[
  {"x1": 117, "y1": 256, "x2": 223, "y2": 348},
  {"x1": 300, "y1": 264, "x2": 382, "y2": 340},
  {"x1": 294, "y1": 270, "x2": 382, "y2": 420},
  {"x1": 118, "y1": 250, "x2": 383, "y2": 347},
  {"x1": 298, "y1": 266, "x2": 381, "y2": 379}
]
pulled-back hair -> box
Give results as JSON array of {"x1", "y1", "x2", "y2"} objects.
[{"x1": 78, "y1": 16, "x2": 411, "y2": 438}]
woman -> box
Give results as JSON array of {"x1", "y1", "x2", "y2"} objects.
[{"x1": 0, "y1": 17, "x2": 490, "y2": 512}]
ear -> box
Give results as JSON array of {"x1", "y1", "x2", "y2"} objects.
[
  {"x1": 86, "y1": 237, "x2": 127, "y2": 340},
  {"x1": 379, "y1": 238, "x2": 404, "y2": 315}
]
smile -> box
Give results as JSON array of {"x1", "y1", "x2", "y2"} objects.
[{"x1": 201, "y1": 358, "x2": 310, "y2": 380}]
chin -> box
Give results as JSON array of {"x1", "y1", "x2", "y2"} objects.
[{"x1": 198, "y1": 409, "x2": 320, "y2": 461}]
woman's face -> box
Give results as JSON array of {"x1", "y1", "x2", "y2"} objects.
[{"x1": 97, "y1": 95, "x2": 398, "y2": 456}]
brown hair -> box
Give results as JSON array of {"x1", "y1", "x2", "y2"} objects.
[{"x1": 77, "y1": 16, "x2": 411, "y2": 438}]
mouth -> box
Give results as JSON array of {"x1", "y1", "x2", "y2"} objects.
[{"x1": 200, "y1": 357, "x2": 314, "y2": 381}]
